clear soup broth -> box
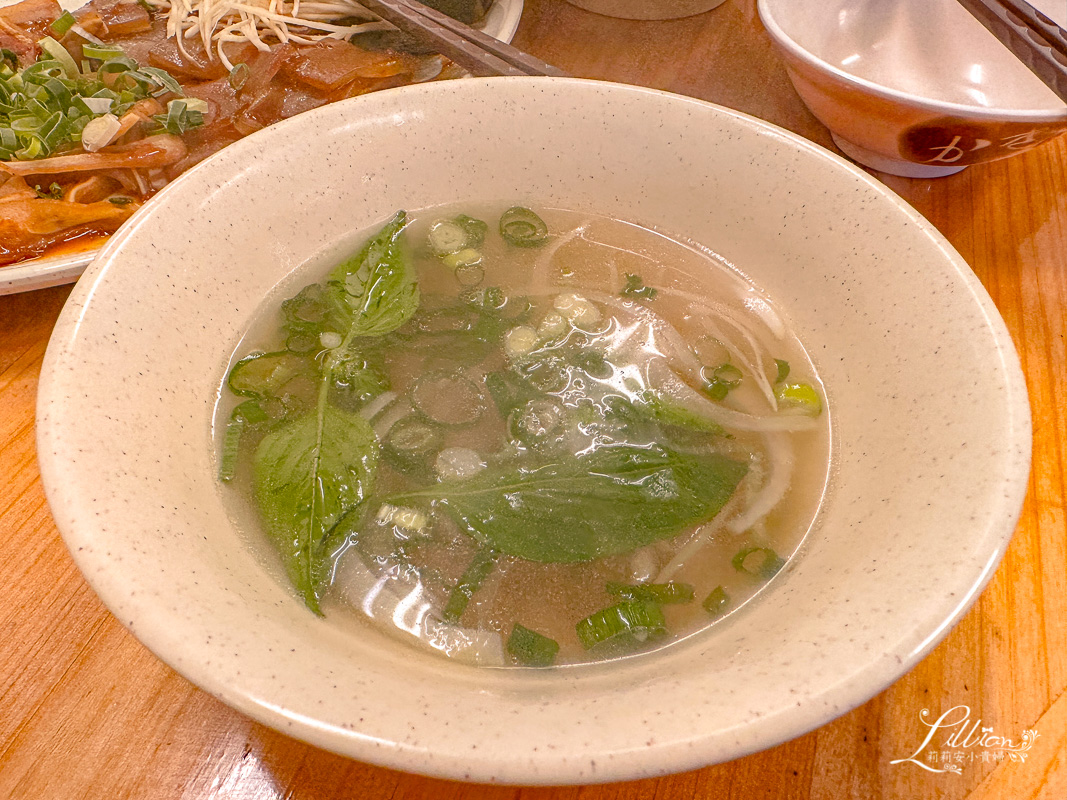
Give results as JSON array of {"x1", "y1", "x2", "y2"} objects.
[{"x1": 215, "y1": 206, "x2": 831, "y2": 667}]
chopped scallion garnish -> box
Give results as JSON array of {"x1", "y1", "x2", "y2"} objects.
[
  {"x1": 621, "y1": 273, "x2": 658, "y2": 301},
  {"x1": 499, "y1": 206, "x2": 549, "y2": 248},
  {"x1": 443, "y1": 548, "x2": 498, "y2": 623},
  {"x1": 702, "y1": 585, "x2": 729, "y2": 615},
  {"x1": 228, "y1": 62, "x2": 249, "y2": 90},
  {"x1": 702, "y1": 363, "x2": 742, "y2": 401},
  {"x1": 575, "y1": 599, "x2": 666, "y2": 650},
  {"x1": 732, "y1": 547, "x2": 784, "y2": 580},
  {"x1": 51, "y1": 11, "x2": 77, "y2": 36},
  {"x1": 507, "y1": 624, "x2": 559, "y2": 667},
  {"x1": 775, "y1": 382, "x2": 821, "y2": 415},
  {"x1": 774, "y1": 358, "x2": 790, "y2": 383},
  {"x1": 606, "y1": 581, "x2": 694, "y2": 604},
  {"x1": 33, "y1": 182, "x2": 63, "y2": 199}
]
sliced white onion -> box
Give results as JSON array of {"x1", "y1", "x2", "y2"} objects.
[{"x1": 727, "y1": 432, "x2": 794, "y2": 534}]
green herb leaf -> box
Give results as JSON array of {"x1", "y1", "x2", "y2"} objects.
[
  {"x1": 252, "y1": 405, "x2": 378, "y2": 613},
  {"x1": 393, "y1": 443, "x2": 747, "y2": 563},
  {"x1": 327, "y1": 211, "x2": 419, "y2": 338}
]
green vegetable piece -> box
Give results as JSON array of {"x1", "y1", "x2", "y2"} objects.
[
  {"x1": 702, "y1": 585, "x2": 729, "y2": 616},
  {"x1": 327, "y1": 211, "x2": 419, "y2": 338},
  {"x1": 392, "y1": 443, "x2": 747, "y2": 563},
  {"x1": 775, "y1": 382, "x2": 822, "y2": 416},
  {"x1": 51, "y1": 11, "x2": 77, "y2": 36},
  {"x1": 252, "y1": 405, "x2": 378, "y2": 614},
  {"x1": 227, "y1": 351, "x2": 309, "y2": 398},
  {"x1": 702, "y1": 380, "x2": 729, "y2": 401},
  {"x1": 34, "y1": 182, "x2": 63, "y2": 199},
  {"x1": 454, "y1": 214, "x2": 488, "y2": 247},
  {"x1": 499, "y1": 206, "x2": 549, "y2": 248},
  {"x1": 701, "y1": 363, "x2": 742, "y2": 402},
  {"x1": 774, "y1": 358, "x2": 790, "y2": 383},
  {"x1": 620, "y1": 273, "x2": 658, "y2": 301},
  {"x1": 732, "y1": 547, "x2": 785, "y2": 580},
  {"x1": 428, "y1": 219, "x2": 468, "y2": 255},
  {"x1": 484, "y1": 370, "x2": 542, "y2": 417},
  {"x1": 607, "y1": 581, "x2": 695, "y2": 604},
  {"x1": 218, "y1": 416, "x2": 245, "y2": 482},
  {"x1": 507, "y1": 623, "x2": 559, "y2": 667},
  {"x1": 576, "y1": 600, "x2": 666, "y2": 650},
  {"x1": 152, "y1": 99, "x2": 203, "y2": 136},
  {"x1": 228, "y1": 62, "x2": 249, "y2": 90},
  {"x1": 443, "y1": 548, "x2": 498, "y2": 623}
]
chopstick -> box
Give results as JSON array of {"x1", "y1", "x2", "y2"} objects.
[
  {"x1": 954, "y1": 0, "x2": 1067, "y2": 103},
  {"x1": 359, "y1": 0, "x2": 568, "y2": 77}
]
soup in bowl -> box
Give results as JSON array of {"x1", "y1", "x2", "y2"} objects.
[{"x1": 37, "y1": 77, "x2": 1030, "y2": 783}]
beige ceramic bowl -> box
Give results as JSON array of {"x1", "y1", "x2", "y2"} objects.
[
  {"x1": 37, "y1": 77, "x2": 1030, "y2": 784},
  {"x1": 759, "y1": 0, "x2": 1067, "y2": 177}
]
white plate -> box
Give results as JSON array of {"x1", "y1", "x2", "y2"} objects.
[{"x1": 0, "y1": 0, "x2": 524, "y2": 295}]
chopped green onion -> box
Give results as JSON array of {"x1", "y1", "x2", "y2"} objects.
[
  {"x1": 453, "y1": 213, "x2": 488, "y2": 247},
  {"x1": 507, "y1": 624, "x2": 559, "y2": 667},
  {"x1": 443, "y1": 548, "x2": 498, "y2": 623},
  {"x1": 226, "y1": 351, "x2": 307, "y2": 397},
  {"x1": 499, "y1": 206, "x2": 549, "y2": 247},
  {"x1": 140, "y1": 66, "x2": 184, "y2": 96},
  {"x1": 428, "y1": 219, "x2": 468, "y2": 255},
  {"x1": 51, "y1": 11, "x2": 77, "y2": 37},
  {"x1": 702, "y1": 585, "x2": 729, "y2": 615},
  {"x1": 218, "y1": 415, "x2": 244, "y2": 482},
  {"x1": 576, "y1": 600, "x2": 666, "y2": 650},
  {"x1": 732, "y1": 547, "x2": 785, "y2": 580},
  {"x1": 621, "y1": 273, "x2": 658, "y2": 300},
  {"x1": 152, "y1": 98, "x2": 203, "y2": 135},
  {"x1": 217, "y1": 401, "x2": 265, "y2": 481},
  {"x1": 33, "y1": 182, "x2": 63, "y2": 199},
  {"x1": 228, "y1": 62, "x2": 249, "y2": 90},
  {"x1": 80, "y1": 44, "x2": 126, "y2": 62},
  {"x1": 108, "y1": 196, "x2": 134, "y2": 205},
  {"x1": 606, "y1": 581, "x2": 695, "y2": 604},
  {"x1": 702, "y1": 363, "x2": 742, "y2": 400},
  {"x1": 775, "y1": 382, "x2": 821, "y2": 415},
  {"x1": 36, "y1": 37, "x2": 79, "y2": 79},
  {"x1": 774, "y1": 358, "x2": 790, "y2": 383},
  {"x1": 441, "y1": 247, "x2": 481, "y2": 270}
]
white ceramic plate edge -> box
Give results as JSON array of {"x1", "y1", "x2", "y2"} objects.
[{"x1": 0, "y1": 0, "x2": 524, "y2": 296}]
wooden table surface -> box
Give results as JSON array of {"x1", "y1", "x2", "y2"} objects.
[{"x1": 1, "y1": 1, "x2": 1065, "y2": 797}]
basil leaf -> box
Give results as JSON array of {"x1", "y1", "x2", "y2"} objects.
[
  {"x1": 327, "y1": 211, "x2": 419, "y2": 338},
  {"x1": 394, "y1": 443, "x2": 747, "y2": 563},
  {"x1": 252, "y1": 405, "x2": 378, "y2": 613}
]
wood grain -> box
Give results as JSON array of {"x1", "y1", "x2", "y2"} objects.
[{"x1": 1, "y1": 1, "x2": 1064, "y2": 797}]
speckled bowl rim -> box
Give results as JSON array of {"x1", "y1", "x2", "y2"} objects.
[
  {"x1": 758, "y1": 0, "x2": 1067, "y2": 124},
  {"x1": 36, "y1": 77, "x2": 1032, "y2": 784}
]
